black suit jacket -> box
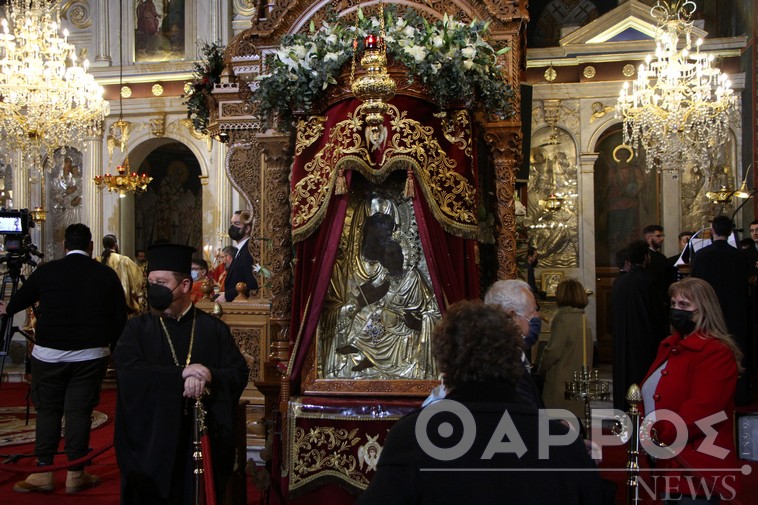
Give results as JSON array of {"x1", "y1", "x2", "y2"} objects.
[
  {"x1": 222, "y1": 239, "x2": 258, "y2": 301},
  {"x1": 6, "y1": 252, "x2": 127, "y2": 350},
  {"x1": 691, "y1": 240, "x2": 749, "y2": 344}
]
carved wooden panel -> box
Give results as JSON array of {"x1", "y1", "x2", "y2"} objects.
[
  {"x1": 197, "y1": 298, "x2": 271, "y2": 383},
  {"x1": 232, "y1": 327, "x2": 262, "y2": 381}
]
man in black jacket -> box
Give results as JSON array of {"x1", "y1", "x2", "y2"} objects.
[
  {"x1": 216, "y1": 210, "x2": 258, "y2": 302},
  {"x1": 691, "y1": 215, "x2": 751, "y2": 405},
  {"x1": 0, "y1": 223, "x2": 127, "y2": 493}
]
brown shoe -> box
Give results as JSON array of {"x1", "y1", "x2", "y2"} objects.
[
  {"x1": 13, "y1": 472, "x2": 54, "y2": 493},
  {"x1": 65, "y1": 470, "x2": 101, "y2": 494}
]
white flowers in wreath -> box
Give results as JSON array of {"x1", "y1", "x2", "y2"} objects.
[{"x1": 254, "y1": 6, "x2": 515, "y2": 130}]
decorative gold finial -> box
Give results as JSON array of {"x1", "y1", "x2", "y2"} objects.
[{"x1": 626, "y1": 384, "x2": 641, "y2": 405}]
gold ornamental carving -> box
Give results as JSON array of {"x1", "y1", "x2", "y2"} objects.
[
  {"x1": 247, "y1": 1, "x2": 525, "y2": 41},
  {"x1": 291, "y1": 104, "x2": 478, "y2": 243},
  {"x1": 60, "y1": 1, "x2": 91, "y2": 29},
  {"x1": 226, "y1": 134, "x2": 262, "y2": 211}
]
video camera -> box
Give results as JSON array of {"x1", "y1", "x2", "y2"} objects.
[{"x1": 0, "y1": 209, "x2": 42, "y2": 268}]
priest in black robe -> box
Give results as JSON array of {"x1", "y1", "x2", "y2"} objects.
[
  {"x1": 611, "y1": 240, "x2": 668, "y2": 410},
  {"x1": 114, "y1": 243, "x2": 249, "y2": 505}
]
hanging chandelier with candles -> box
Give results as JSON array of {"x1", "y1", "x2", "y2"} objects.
[
  {"x1": 94, "y1": 157, "x2": 151, "y2": 197},
  {"x1": 0, "y1": 0, "x2": 108, "y2": 162},
  {"x1": 93, "y1": 0, "x2": 151, "y2": 198},
  {"x1": 616, "y1": 0, "x2": 736, "y2": 177}
]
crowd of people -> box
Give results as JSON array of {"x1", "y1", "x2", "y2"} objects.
[
  {"x1": 0, "y1": 212, "x2": 750, "y2": 504},
  {"x1": 0, "y1": 210, "x2": 259, "y2": 503}
]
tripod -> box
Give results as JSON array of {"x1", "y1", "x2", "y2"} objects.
[{"x1": 0, "y1": 255, "x2": 36, "y2": 384}]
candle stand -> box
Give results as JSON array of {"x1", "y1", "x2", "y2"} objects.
[{"x1": 564, "y1": 365, "x2": 611, "y2": 437}]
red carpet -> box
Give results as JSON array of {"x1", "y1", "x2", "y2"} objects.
[
  {"x1": 0, "y1": 382, "x2": 262, "y2": 505},
  {"x1": 5, "y1": 379, "x2": 753, "y2": 505}
]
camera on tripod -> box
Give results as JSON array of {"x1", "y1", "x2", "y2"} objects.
[{"x1": 0, "y1": 209, "x2": 41, "y2": 267}]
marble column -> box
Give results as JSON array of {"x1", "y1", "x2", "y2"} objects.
[
  {"x1": 83, "y1": 135, "x2": 105, "y2": 250},
  {"x1": 93, "y1": 0, "x2": 111, "y2": 65},
  {"x1": 580, "y1": 152, "x2": 599, "y2": 335},
  {"x1": 119, "y1": 195, "x2": 135, "y2": 258}
]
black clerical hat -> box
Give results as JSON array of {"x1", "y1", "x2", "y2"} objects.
[{"x1": 147, "y1": 243, "x2": 196, "y2": 275}]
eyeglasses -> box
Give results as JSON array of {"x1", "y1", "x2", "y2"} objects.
[{"x1": 516, "y1": 304, "x2": 540, "y2": 321}]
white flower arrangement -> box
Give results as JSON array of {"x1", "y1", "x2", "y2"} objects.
[{"x1": 254, "y1": 6, "x2": 514, "y2": 129}]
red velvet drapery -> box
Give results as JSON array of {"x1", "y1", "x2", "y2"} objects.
[{"x1": 286, "y1": 95, "x2": 480, "y2": 388}]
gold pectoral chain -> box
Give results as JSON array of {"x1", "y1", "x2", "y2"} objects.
[{"x1": 159, "y1": 308, "x2": 197, "y2": 367}]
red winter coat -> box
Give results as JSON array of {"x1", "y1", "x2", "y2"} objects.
[{"x1": 640, "y1": 330, "x2": 742, "y2": 500}]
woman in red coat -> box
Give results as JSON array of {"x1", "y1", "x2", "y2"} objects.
[{"x1": 640, "y1": 277, "x2": 744, "y2": 504}]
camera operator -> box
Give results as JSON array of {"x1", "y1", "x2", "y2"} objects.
[{"x1": 0, "y1": 223, "x2": 127, "y2": 494}]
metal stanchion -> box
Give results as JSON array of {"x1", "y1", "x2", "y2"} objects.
[
  {"x1": 193, "y1": 397, "x2": 206, "y2": 505},
  {"x1": 622, "y1": 384, "x2": 642, "y2": 505}
]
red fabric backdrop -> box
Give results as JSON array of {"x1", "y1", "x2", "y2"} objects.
[{"x1": 286, "y1": 96, "x2": 480, "y2": 388}]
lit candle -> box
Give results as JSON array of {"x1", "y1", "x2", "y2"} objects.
[
  {"x1": 582, "y1": 314, "x2": 587, "y2": 368},
  {"x1": 365, "y1": 34, "x2": 377, "y2": 50}
]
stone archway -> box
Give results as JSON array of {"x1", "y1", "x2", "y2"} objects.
[{"x1": 133, "y1": 140, "x2": 203, "y2": 252}]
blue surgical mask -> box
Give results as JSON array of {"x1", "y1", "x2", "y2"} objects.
[
  {"x1": 517, "y1": 313, "x2": 542, "y2": 348},
  {"x1": 525, "y1": 316, "x2": 542, "y2": 347},
  {"x1": 191, "y1": 270, "x2": 199, "y2": 281}
]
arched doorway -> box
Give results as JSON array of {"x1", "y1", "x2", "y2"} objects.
[
  {"x1": 134, "y1": 141, "x2": 202, "y2": 252},
  {"x1": 592, "y1": 125, "x2": 659, "y2": 362}
]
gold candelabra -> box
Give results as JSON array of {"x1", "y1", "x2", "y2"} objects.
[{"x1": 94, "y1": 157, "x2": 152, "y2": 198}]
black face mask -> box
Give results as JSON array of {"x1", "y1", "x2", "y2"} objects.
[
  {"x1": 228, "y1": 225, "x2": 244, "y2": 241},
  {"x1": 147, "y1": 283, "x2": 178, "y2": 311},
  {"x1": 670, "y1": 308, "x2": 696, "y2": 335}
]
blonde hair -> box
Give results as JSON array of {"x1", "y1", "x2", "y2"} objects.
[{"x1": 669, "y1": 277, "x2": 744, "y2": 372}]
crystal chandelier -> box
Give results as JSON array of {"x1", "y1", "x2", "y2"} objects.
[
  {"x1": 0, "y1": 0, "x2": 108, "y2": 162},
  {"x1": 616, "y1": 0, "x2": 736, "y2": 176}
]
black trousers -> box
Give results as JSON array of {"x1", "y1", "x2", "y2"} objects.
[{"x1": 30, "y1": 356, "x2": 108, "y2": 469}]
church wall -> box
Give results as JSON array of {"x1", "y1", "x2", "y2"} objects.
[
  {"x1": 14, "y1": 1, "x2": 261, "y2": 260},
  {"x1": 526, "y1": 57, "x2": 747, "y2": 363}
]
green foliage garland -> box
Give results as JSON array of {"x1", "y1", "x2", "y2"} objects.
[
  {"x1": 254, "y1": 7, "x2": 514, "y2": 130},
  {"x1": 183, "y1": 42, "x2": 224, "y2": 133}
]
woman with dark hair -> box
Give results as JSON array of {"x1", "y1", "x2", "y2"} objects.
[
  {"x1": 640, "y1": 277, "x2": 743, "y2": 504},
  {"x1": 356, "y1": 300, "x2": 601, "y2": 505},
  {"x1": 537, "y1": 278, "x2": 591, "y2": 424}
]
